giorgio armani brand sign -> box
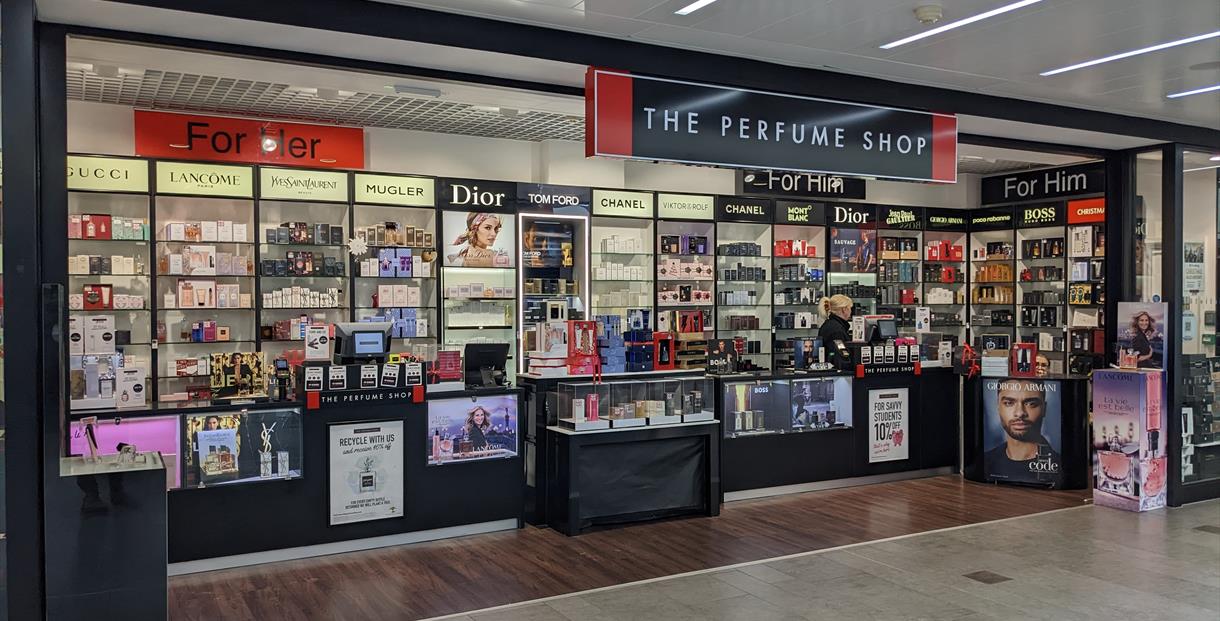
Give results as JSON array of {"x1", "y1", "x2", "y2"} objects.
[
  {"x1": 739, "y1": 169, "x2": 866, "y2": 200},
  {"x1": 981, "y1": 162, "x2": 1104, "y2": 205},
  {"x1": 586, "y1": 68, "x2": 957, "y2": 183},
  {"x1": 923, "y1": 207, "x2": 968, "y2": 231}
]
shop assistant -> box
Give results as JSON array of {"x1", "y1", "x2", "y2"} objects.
[{"x1": 817, "y1": 294, "x2": 854, "y2": 362}]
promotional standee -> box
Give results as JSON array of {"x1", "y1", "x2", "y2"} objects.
[{"x1": 1092, "y1": 369, "x2": 1167, "y2": 511}]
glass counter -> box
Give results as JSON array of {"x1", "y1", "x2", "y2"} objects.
[{"x1": 722, "y1": 375, "x2": 853, "y2": 438}]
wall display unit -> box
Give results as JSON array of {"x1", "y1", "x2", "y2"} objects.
[
  {"x1": 921, "y1": 207, "x2": 969, "y2": 346},
  {"x1": 722, "y1": 375, "x2": 853, "y2": 438},
  {"x1": 590, "y1": 213, "x2": 654, "y2": 325},
  {"x1": 715, "y1": 196, "x2": 774, "y2": 371},
  {"x1": 656, "y1": 212, "x2": 714, "y2": 370},
  {"x1": 518, "y1": 207, "x2": 590, "y2": 375},
  {"x1": 827, "y1": 203, "x2": 878, "y2": 316},
  {"x1": 968, "y1": 206, "x2": 1017, "y2": 354},
  {"x1": 1015, "y1": 203, "x2": 1068, "y2": 374},
  {"x1": 875, "y1": 206, "x2": 924, "y2": 330},
  {"x1": 771, "y1": 201, "x2": 826, "y2": 369},
  {"x1": 1065, "y1": 198, "x2": 1107, "y2": 373}
]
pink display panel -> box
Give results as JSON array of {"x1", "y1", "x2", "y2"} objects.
[{"x1": 69, "y1": 416, "x2": 182, "y2": 489}]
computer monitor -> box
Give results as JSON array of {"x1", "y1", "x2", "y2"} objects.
[
  {"x1": 465, "y1": 343, "x2": 509, "y2": 387},
  {"x1": 864, "y1": 317, "x2": 899, "y2": 344},
  {"x1": 333, "y1": 322, "x2": 392, "y2": 365}
]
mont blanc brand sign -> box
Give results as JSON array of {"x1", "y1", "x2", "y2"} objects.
[
  {"x1": 878, "y1": 205, "x2": 923, "y2": 230},
  {"x1": 924, "y1": 207, "x2": 969, "y2": 231},
  {"x1": 775, "y1": 201, "x2": 826, "y2": 225},
  {"x1": 156, "y1": 161, "x2": 253, "y2": 197},
  {"x1": 517, "y1": 183, "x2": 591, "y2": 214},
  {"x1": 829, "y1": 204, "x2": 875, "y2": 227},
  {"x1": 969, "y1": 206, "x2": 1015, "y2": 231},
  {"x1": 715, "y1": 196, "x2": 773, "y2": 223},
  {"x1": 586, "y1": 68, "x2": 958, "y2": 183},
  {"x1": 440, "y1": 178, "x2": 516, "y2": 211},
  {"x1": 593, "y1": 189, "x2": 654, "y2": 218},
  {"x1": 657, "y1": 193, "x2": 714, "y2": 220},
  {"x1": 354, "y1": 173, "x2": 434, "y2": 206},
  {"x1": 259, "y1": 167, "x2": 348, "y2": 202},
  {"x1": 1017, "y1": 203, "x2": 1065, "y2": 227},
  {"x1": 739, "y1": 169, "x2": 867, "y2": 200},
  {"x1": 67, "y1": 156, "x2": 148, "y2": 192},
  {"x1": 135, "y1": 110, "x2": 364, "y2": 169},
  {"x1": 981, "y1": 162, "x2": 1104, "y2": 205}
]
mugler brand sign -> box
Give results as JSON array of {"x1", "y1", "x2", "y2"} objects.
[
  {"x1": 354, "y1": 173, "x2": 434, "y2": 206},
  {"x1": 981, "y1": 162, "x2": 1104, "y2": 205},
  {"x1": 714, "y1": 196, "x2": 773, "y2": 222},
  {"x1": 440, "y1": 178, "x2": 516, "y2": 210},
  {"x1": 739, "y1": 169, "x2": 867, "y2": 200},
  {"x1": 586, "y1": 68, "x2": 958, "y2": 183}
]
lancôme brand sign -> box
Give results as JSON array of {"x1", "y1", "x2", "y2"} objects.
[
  {"x1": 354, "y1": 173, "x2": 434, "y2": 206},
  {"x1": 67, "y1": 156, "x2": 148, "y2": 192},
  {"x1": 135, "y1": 110, "x2": 364, "y2": 169},
  {"x1": 658, "y1": 193, "x2": 714, "y2": 220},
  {"x1": 259, "y1": 167, "x2": 348, "y2": 202},
  {"x1": 586, "y1": 68, "x2": 957, "y2": 183},
  {"x1": 156, "y1": 161, "x2": 253, "y2": 197},
  {"x1": 981, "y1": 162, "x2": 1104, "y2": 205},
  {"x1": 593, "y1": 189, "x2": 654, "y2": 218}
]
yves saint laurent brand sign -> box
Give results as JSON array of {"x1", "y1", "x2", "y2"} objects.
[
  {"x1": 714, "y1": 196, "x2": 773, "y2": 222},
  {"x1": 516, "y1": 183, "x2": 591, "y2": 214},
  {"x1": 923, "y1": 207, "x2": 969, "y2": 231},
  {"x1": 981, "y1": 162, "x2": 1104, "y2": 205},
  {"x1": 739, "y1": 169, "x2": 867, "y2": 200},
  {"x1": 1066, "y1": 198, "x2": 1105, "y2": 224},
  {"x1": 586, "y1": 68, "x2": 958, "y2": 183},
  {"x1": 135, "y1": 110, "x2": 364, "y2": 169},
  {"x1": 1017, "y1": 203, "x2": 1065, "y2": 228},
  {"x1": 440, "y1": 178, "x2": 516, "y2": 212},
  {"x1": 774, "y1": 201, "x2": 826, "y2": 225},
  {"x1": 67, "y1": 156, "x2": 148, "y2": 192},
  {"x1": 592, "y1": 189, "x2": 654, "y2": 218},
  {"x1": 968, "y1": 206, "x2": 1015, "y2": 231},
  {"x1": 878, "y1": 205, "x2": 923, "y2": 230},
  {"x1": 657, "y1": 193, "x2": 715, "y2": 220},
  {"x1": 829, "y1": 204, "x2": 876, "y2": 227},
  {"x1": 259, "y1": 167, "x2": 348, "y2": 202},
  {"x1": 354, "y1": 173, "x2": 434, "y2": 206},
  {"x1": 155, "y1": 161, "x2": 254, "y2": 197}
]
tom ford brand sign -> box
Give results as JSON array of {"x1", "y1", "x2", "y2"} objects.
[
  {"x1": 440, "y1": 179, "x2": 516, "y2": 211},
  {"x1": 135, "y1": 110, "x2": 364, "y2": 169},
  {"x1": 981, "y1": 162, "x2": 1104, "y2": 205},
  {"x1": 156, "y1": 161, "x2": 253, "y2": 197},
  {"x1": 354, "y1": 173, "x2": 434, "y2": 206},
  {"x1": 657, "y1": 193, "x2": 714, "y2": 220},
  {"x1": 739, "y1": 169, "x2": 867, "y2": 200},
  {"x1": 67, "y1": 156, "x2": 148, "y2": 192},
  {"x1": 924, "y1": 207, "x2": 969, "y2": 231},
  {"x1": 516, "y1": 184, "x2": 591, "y2": 214},
  {"x1": 1017, "y1": 203, "x2": 1065, "y2": 228},
  {"x1": 775, "y1": 201, "x2": 826, "y2": 225},
  {"x1": 593, "y1": 189, "x2": 654, "y2": 218},
  {"x1": 829, "y1": 204, "x2": 875, "y2": 227},
  {"x1": 586, "y1": 68, "x2": 958, "y2": 183},
  {"x1": 259, "y1": 167, "x2": 348, "y2": 202},
  {"x1": 715, "y1": 196, "x2": 773, "y2": 222}
]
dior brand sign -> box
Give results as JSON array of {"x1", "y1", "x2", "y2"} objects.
[
  {"x1": 830, "y1": 204, "x2": 875, "y2": 226},
  {"x1": 440, "y1": 179, "x2": 515, "y2": 210}
]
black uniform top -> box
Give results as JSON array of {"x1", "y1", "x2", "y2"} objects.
[{"x1": 817, "y1": 314, "x2": 852, "y2": 360}]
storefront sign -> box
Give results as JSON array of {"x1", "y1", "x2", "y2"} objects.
[
  {"x1": 516, "y1": 183, "x2": 591, "y2": 214},
  {"x1": 1067, "y1": 198, "x2": 1105, "y2": 224},
  {"x1": 868, "y1": 387, "x2": 909, "y2": 463},
  {"x1": 593, "y1": 189, "x2": 654, "y2": 218},
  {"x1": 981, "y1": 162, "x2": 1104, "y2": 205},
  {"x1": 585, "y1": 68, "x2": 957, "y2": 183},
  {"x1": 829, "y1": 203, "x2": 875, "y2": 227},
  {"x1": 878, "y1": 205, "x2": 923, "y2": 230},
  {"x1": 135, "y1": 110, "x2": 364, "y2": 169},
  {"x1": 155, "y1": 161, "x2": 253, "y2": 197},
  {"x1": 67, "y1": 155, "x2": 148, "y2": 192},
  {"x1": 774, "y1": 201, "x2": 826, "y2": 225},
  {"x1": 259, "y1": 167, "x2": 348, "y2": 202},
  {"x1": 924, "y1": 207, "x2": 969, "y2": 231},
  {"x1": 715, "y1": 196, "x2": 773, "y2": 222},
  {"x1": 657, "y1": 193, "x2": 714, "y2": 220},
  {"x1": 968, "y1": 206, "x2": 1014, "y2": 231},
  {"x1": 1016, "y1": 202, "x2": 1065, "y2": 228},
  {"x1": 328, "y1": 420, "x2": 404, "y2": 525},
  {"x1": 354, "y1": 173, "x2": 435, "y2": 206},
  {"x1": 440, "y1": 178, "x2": 516, "y2": 212},
  {"x1": 738, "y1": 169, "x2": 867, "y2": 199}
]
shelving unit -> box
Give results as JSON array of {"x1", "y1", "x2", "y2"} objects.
[
  {"x1": 1016, "y1": 222, "x2": 1068, "y2": 372},
  {"x1": 656, "y1": 219, "x2": 714, "y2": 370},
  {"x1": 770, "y1": 221, "x2": 824, "y2": 369},
  {"x1": 968, "y1": 207, "x2": 1017, "y2": 352},
  {"x1": 590, "y1": 216, "x2": 654, "y2": 326},
  {"x1": 921, "y1": 208, "x2": 969, "y2": 346},
  {"x1": 519, "y1": 212, "x2": 589, "y2": 374},
  {"x1": 716, "y1": 221, "x2": 772, "y2": 371}
]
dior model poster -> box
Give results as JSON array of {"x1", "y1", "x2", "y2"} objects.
[
  {"x1": 427, "y1": 394, "x2": 518, "y2": 465},
  {"x1": 829, "y1": 227, "x2": 877, "y2": 273},
  {"x1": 982, "y1": 379, "x2": 1064, "y2": 488},
  {"x1": 1116, "y1": 302, "x2": 1167, "y2": 369},
  {"x1": 329, "y1": 420, "x2": 405, "y2": 526},
  {"x1": 443, "y1": 210, "x2": 515, "y2": 267},
  {"x1": 867, "y1": 387, "x2": 909, "y2": 462}
]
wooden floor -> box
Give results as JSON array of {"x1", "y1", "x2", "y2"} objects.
[{"x1": 168, "y1": 476, "x2": 1090, "y2": 621}]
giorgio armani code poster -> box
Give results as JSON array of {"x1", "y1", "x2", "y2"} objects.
[{"x1": 982, "y1": 379, "x2": 1064, "y2": 488}]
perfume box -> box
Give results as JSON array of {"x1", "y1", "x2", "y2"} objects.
[{"x1": 84, "y1": 315, "x2": 116, "y2": 355}]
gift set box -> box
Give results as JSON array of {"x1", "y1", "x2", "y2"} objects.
[{"x1": 163, "y1": 220, "x2": 248, "y2": 242}]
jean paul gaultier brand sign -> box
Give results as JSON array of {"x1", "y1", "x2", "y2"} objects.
[
  {"x1": 657, "y1": 193, "x2": 714, "y2": 220},
  {"x1": 66, "y1": 156, "x2": 149, "y2": 192},
  {"x1": 259, "y1": 167, "x2": 348, "y2": 202},
  {"x1": 586, "y1": 68, "x2": 958, "y2": 183},
  {"x1": 714, "y1": 196, "x2": 773, "y2": 223},
  {"x1": 775, "y1": 201, "x2": 826, "y2": 225},
  {"x1": 739, "y1": 169, "x2": 867, "y2": 200},
  {"x1": 593, "y1": 189, "x2": 655, "y2": 218},
  {"x1": 135, "y1": 110, "x2": 364, "y2": 169},
  {"x1": 440, "y1": 178, "x2": 516, "y2": 211},
  {"x1": 878, "y1": 205, "x2": 923, "y2": 230},
  {"x1": 155, "y1": 161, "x2": 253, "y2": 198},
  {"x1": 829, "y1": 203, "x2": 876, "y2": 227},
  {"x1": 1016, "y1": 202, "x2": 1066, "y2": 228},
  {"x1": 354, "y1": 173, "x2": 435, "y2": 206},
  {"x1": 981, "y1": 162, "x2": 1104, "y2": 205},
  {"x1": 516, "y1": 184, "x2": 591, "y2": 214}
]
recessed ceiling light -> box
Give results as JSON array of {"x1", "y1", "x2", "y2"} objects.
[
  {"x1": 1167, "y1": 83, "x2": 1220, "y2": 99},
  {"x1": 1210, "y1": 155, "x2": 1220, "y2": 162},
  {"x1": 391, "y1": 84, "x2": 443, "y2": 97},
  {"x1": 1041, "y1": 30, "x2": 1220, "y2": 76},
  {"x1": 880, "y1": 0, "x2": 1042, "y2": 50},
  {"x1": 675, "y1": 0, "x2": 720, "y2": 16}
]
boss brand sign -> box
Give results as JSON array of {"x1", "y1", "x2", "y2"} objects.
[
  {"x1": 739, "y1": 169, "x2": 866, "y2": 200},
  {"x1": 981, "y1": 162, "x2": 1104, "y2": 205},
  {"x1": 67, "y1": 156, "x2": 148, "y2": 192},
  {"x1": 586, "y1": 68, "x2": 957, "y2": 183},
  {"x1": 135, "y1": 110, "x2": 364, "y2": 169},
  {"x1": 1017, "y1": 203, "x2": 1065, "y2": 228}
]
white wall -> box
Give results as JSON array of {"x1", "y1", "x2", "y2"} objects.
[
  {"x1": 68, "y1": 101, "x2": 135, "y2": 154},
  {"x1": 1183, "y1": 168, "x2": 1217, "y2": 355}
]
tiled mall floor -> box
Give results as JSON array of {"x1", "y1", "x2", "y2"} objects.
[{"x1": 439, "y1": 501, "x2": 1220, "y2": 621}]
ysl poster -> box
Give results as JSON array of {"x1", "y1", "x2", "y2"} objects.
[
  {"x1": 982, "y1": 379, "x2": 1064, "y2": 488},
  {"x1": 868, "y1": 387, "x2": 909, "y2": 463},
  {"x1": 329, "y1": 420, "x2": 404, "y2": 525}
]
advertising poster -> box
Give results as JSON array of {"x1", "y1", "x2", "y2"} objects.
[
  {"x1": 829, "y1": 227, "x2": 877, "y2": 273},
  {"x1": 791, "y1": 377, "x2": 852, "y2": 431},
  {"x1": 982, "y1": 379, "x2": 1063, "y2": 488},
  {"x1": 182, "y1": 413, "x2": 242, "y2": 487},
  {"x1": 209, "y1": 352, "x2": 266, "y2": 399},
  {"x1": 1116, "y1": 302, "x2": 1168, "y2": 369},
  {"x1": 329, "y1": 420, "x2": 405, "y2": 525},
  {"x1": 1092, "y1": 369, "x2": 1166, "y2": 512},
  {"x1": 1184, "y1": 242, "x2": 1205, "y2": 291},
  {"x1": 521, "y1": 219, "x2": 575, "y2": 269},
  {"x1": 427, "y1": 394, "x2": 518, "y2": 465},
  {"x1": 195, "y1": 428, "x2": 240, "y2": 485},
  {"x1": 868, "y1": 388, "x2": 909, "y2": 462},
  {"x1": 443, "y1": 210, "x2": 514, "y2": 267}
]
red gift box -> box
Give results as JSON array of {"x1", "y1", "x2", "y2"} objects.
[
  {"x1": 950, "y1": 245, "x2": 964, "y2": 261},
  {"x1": 83, "y1": 284, "x2": 112, "y2": 310}
]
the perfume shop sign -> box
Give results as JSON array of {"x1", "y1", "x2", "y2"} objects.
[
  {"x1": 738, "y1": 169, "x2": 867, "y2": 200},
  {"x1": 135, "y1": 110, "x2": 364, "y2": 169},
  {"x1": 1017, "y1": 203, "x2": 1066, "y2": 228},
  {"x1": 593, "y1": 189, "x2": 655, "y2": 218},
  {"x1": 981, "y1": 162, "x2": 1104, "y2": 205},
  {"x1": 878, "y1": 205, "x2": 923, "y2": 230},
  {"x1": 259, "y1": 167, "x2": 348, "y2": 202},
  {"x1": 715, "y1": 196, "x2": 773, "y2": 223},
  {"x1": 354, "y1": 173, "x2": 435, "y2": 206},
  {"x1": 829, "y1": 203, "x2": 876, "y2": 227},
  {"x1": 328, "y1": 420, "x2": 405, "y2": 526},
  {"x1": 155, "y1": 161, "x2": 253, "y2": 198},
  {"x1": 774, "y1": 201, "x2": 826, "y2": 225},
  {"x1": 586, "y1": 68, "x2": 958, "y2": 183},
  {"x1": 67, "y1": 155, "x2": 149, "y2": 192},
  {"x1": 657, "y1": 193, "x2": 715, "y2": 220}
]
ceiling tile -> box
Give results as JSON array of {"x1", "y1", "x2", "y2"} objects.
[{"x1": 633, "y1": 0, "x2": 814, "y2": 37}]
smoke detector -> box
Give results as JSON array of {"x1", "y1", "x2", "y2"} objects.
[{"x1": 914, "y1": 4, "x2": 943, "y2": 24}]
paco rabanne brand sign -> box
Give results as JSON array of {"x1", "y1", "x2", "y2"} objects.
[
  {"x1": 67, "y1": 156, "x2": 149, "y2": 192},
  {"x1": 354, "y1": 173, "x2": 435, "y2": 206},
  {"x1": 259, "y1": 168, "x2": 348, "y2": 202},
  {"x1": 587, "y1": 68, "x2": 957, "y2": 183},
  {"x1": 156, "y1": 161, "x2": 253, "y2": 197},
  {"x1": 135, "y1": 110, "x2": 365, "y2": 169}
]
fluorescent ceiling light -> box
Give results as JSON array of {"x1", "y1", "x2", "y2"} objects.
[
  {"x1": 675, "y1": 0, "x2": 719, "y2": 16},
  {"x1": 1210, "y1": 155, "x2": 1220, "y2": 162},
  {"x1": 880, "y1": 0, "x2": 1042, "y2": 50},
  {"x1": 1041, "y1": 30, "x2": 1220, "y2": 76},
  {"x1": 1184, "y1": 164, "x2": 1220, "y2": 173},
  {"x1": 1167, "y1": 83, "x2": 1220, "y2": 98}
]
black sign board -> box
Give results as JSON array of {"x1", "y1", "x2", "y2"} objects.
[
  {"x1": 738, "y1": 169, "x2": 867, "y2": 200},
  {"x1": 981, "y1": 162, "x2": 1104, "y2": 205},
  {"x1": 877, "y1": 205, "x2": 923, "y2": 230},
  {"x1": 969, "y1": 206, "x2": 1015, "y2": 231},
  {"x1": 774, "y1": 201, "x2": 827, "y2": 225},
  {"x1": 1015, "y1": 202, "x2": 1066, "y2": 228},
  {"x1": 828, "y1": 203, "x2": 876, "y2": 228},
  {"x1": 515, "y1": 183, "x2": 591, "y2": 215},
  {"x1": 715, "y1": 196, "x2": 773, "y2": 222},
  {"x1": 439, "y1": 178, "x2": 517, "y2": 212},
  {"x1": 587, "y1": 68, "x2": 958, "y2": 183},
  {"x1": 924, "y1": 207, "x2": 969, "y2": 232}
]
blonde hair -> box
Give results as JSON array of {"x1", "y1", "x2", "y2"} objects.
[{"x1": 819, "y1": 294, "x2": 853, "y2": 318}]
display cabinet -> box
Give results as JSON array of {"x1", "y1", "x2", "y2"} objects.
[
  {"x1": 721, "y1": 375, "x2": 853, "y2": 438},
  {"x1": 1016, "y1": 221, "x2": 1068, "y2": 374},
  {"x1": 827, "y1": 224, "x2": 878, "y2": 316},
  {"x1": 591, "y1": 216, "x2": 654, "y2": 326},
  {"x1": 557, "y1": 376, "x2": 714, "y2": 429},
  {"x1": 968, "y1": 207, "x2": 1017, "y2": 351},
  {"x1": 771, "y1": 221, "x2": 825, "y2": 369},
  {"x1": 656, "y1": 219, "x2": 714, "y2": 369},
  {"x1": 1067, "y1": 211, "x2": 1106, "y2": 372},
  {"x1": 716, "y1": 221, "x2": 772, "y2": 371},
  {"x1": 922, "y1": 208, "x2": 969, "y2": 347},
  {"x1": 180, "y1": 407, "x2": 304, "y2": 488},
  {"x1": 876, "y1": 227, "x2": 923, "y2": 328},
  {"x1": 519, "y1": 213, "x2": 589, "y2": 374},
  {"x1": 440, "y1": 206, "x2": 518, "y2": 380}
]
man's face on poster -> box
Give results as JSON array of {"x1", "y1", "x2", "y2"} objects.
[{"x1": 997, "y1": 382, "x2": 1045, "y2": 442}]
